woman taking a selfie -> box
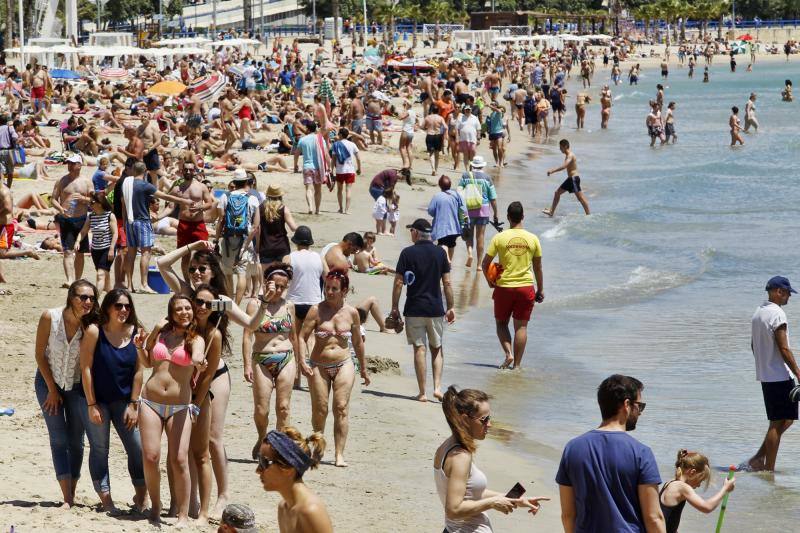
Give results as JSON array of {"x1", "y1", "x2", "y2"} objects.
[{"x1": 434, "y1": 386, "x2": 548, "y2": 532}]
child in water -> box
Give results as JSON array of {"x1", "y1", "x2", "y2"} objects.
[
  {"x1": 703, "y1": 67, "x2": 709, "y2": 83},
  {"x1": 659, "y1": 450, "x2": 735, "y2": 533},
  {"x1": 782, "y1": 79, "x2": 794, "y2": 102}
]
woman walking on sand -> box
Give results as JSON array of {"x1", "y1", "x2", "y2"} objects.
[
  {"x1": 298, "y1": 269, "x2": 369, "y2": 467},
  {"x1": 78, "y1": 288, "x2": 147, "y2": 514},
  {"x1": 138, "y1": 294, "x2": 206, "y2": 526},
  {"x1": 435, "y1": 386, "x2": 549, "y2": 531},
  {"x1": 243, "y1": 263, "x2": 299, "y2": 459},
  {"x1": 255, "y1": 427, "x2": 332, "y2": 532},
  {"x1": 34, "y1": 280, "x2": 99, "y2": 508}
]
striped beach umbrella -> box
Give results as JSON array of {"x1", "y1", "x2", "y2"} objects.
[
  {"x1": 731, "y1": 41, "x2": 747, "y2": 55},
  {"x1": 227, "y1": 64, "x2": 245, "y2": 78},
  {"x1": 100, "y1": 67, "x2": 129, "y2": 81},
  {"x1": 188, "y1": 73, "x2": 227, "y2": 102}
]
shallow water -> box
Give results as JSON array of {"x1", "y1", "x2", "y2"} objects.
[{"x1": 445, "y1": 60, "x2": 800, "y2": 531}]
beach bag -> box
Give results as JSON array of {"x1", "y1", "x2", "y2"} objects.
[
  {"x1": 222, "y1": 192, "x2": 249, "y2": 237},
  {"x1": 463, "y1": 172, "x2": 483, "y2": 211}
]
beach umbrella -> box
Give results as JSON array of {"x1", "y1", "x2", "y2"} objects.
[
  {"x1": 227, "y1": 65, "x2": 245, "y2": 77},
  {"x1": 188, "y1": 73, "x2": 227, "y2": 102},
  {"x1": 453, "y1": 51, "x2": 473, "y2": 61},
  {"x1": 731, "y1": 41, "x2": 747, "y2": 54},
  {"x1": 100, "y1": 67, "x2": 129, "y2": 81},
  {"x1": 739, "y1": 34, "x2": 754, "y2": 41},
  {"x1": 50, "y1": 68, "x2": 81, "y2": 79},
  {"x1": 147, "y1": 80, "x2": 187, "y2": 97}
]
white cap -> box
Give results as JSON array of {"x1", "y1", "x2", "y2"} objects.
[
  {"x1": 232, "y1": 168, "x2": 247, "y2": 181},
  {"x1": 470, "y1": 155, "x2": 487, "y2": 169},
  {"x1": 66, "y1": 153, "x2": 83, "y2": 164}
]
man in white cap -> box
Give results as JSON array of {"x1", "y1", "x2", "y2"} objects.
[
  {"x1": 51, "y1": 154, "x2": 94, "y2": 287},
  {"x1": 458, "y1": 155, "x2": 498, "y2": 269},
  {"x1": 215, "y1": 169, "x2": 260, "y2": 303},
  {"x1": 172, "y1": 162, "x2": 216, "y2": 279}
]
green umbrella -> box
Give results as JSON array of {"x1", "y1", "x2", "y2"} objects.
[{"x1": 731, "y1": 41, "x2": 747, "y2": 54}]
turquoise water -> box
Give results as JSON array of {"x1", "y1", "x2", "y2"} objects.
[{"x1": 445, "y1": 60, "x2": 800, "y2": 531}]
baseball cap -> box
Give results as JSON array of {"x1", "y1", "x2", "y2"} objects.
[
  {"x1": 766, "y1": 276, "x2": 797, "y2": 294},
  {"x1": 220, "y1": 503, "x2": 258, "y2": 533},
  {"x1": 66, "y1": 153, "x2": 83, "y2": 164},
  {"x1": 406, "y1": 218, "x2": 432, "y2": 233}
]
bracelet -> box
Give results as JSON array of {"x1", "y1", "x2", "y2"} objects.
[{"x1": 87, "y1": 403, "x2": 96, "y2": 407}]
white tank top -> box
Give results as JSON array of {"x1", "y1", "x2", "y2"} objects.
[
  {"x1": 434, "y1": 446, "x2": 492, "y2": 533},
  {"x1": 286, "y1": 249, "x2": 323, "y2": 305}
]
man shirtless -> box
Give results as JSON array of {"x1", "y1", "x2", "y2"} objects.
[
  {"x1": 513, "y1": 86, "x2": 527, "y2": 130},
  {"x1": 418, "y1": 72, "x2": 435, "y2": 115},
  {"x1": 600, "y1": 85, "x2": 612, "y2": 129},
  {"x1": 138, "y1": 112, "x2": 162, "y2": 186},
  {"x1": 31, "y1": 64, "x2": 48, "y2": 114},
  {"x1": 323, "y1": 232, "x2": 364, "y2": 271},
  {"x1": 111, "y1": 126, "x2": 144, "y2": 165},
  {"x1": 171, "y1": 163, "x2": 216, "y2": 279},
  {"x1": 422, "y1": 106, "x2": 447, "y2": 176},
  {"x1": 485, "y1": 70, "x2": 501, "y2": 101},
  {"x1": 348, "y1": 88, "x2": 366, "y2": 134},
  {"x1": 365, "y1": 97, "x2": 383, "y2": 145},
  {"x1": 543, "y1": 139, "x2": 590, "y2": 217},
  {"x1": 0, "y1": 182, "x2": 40, "y2": 285},
  {"x1": 52, "y1": 155, "x2": 94, "y2": 286}
]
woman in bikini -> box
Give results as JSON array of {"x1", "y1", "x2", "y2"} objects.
[
  {"x1": 243, "y1": 263, "x2": 298, "y2": 459},
  {"x1": 233, "y1": 88, "x2": 256, "y2": 140},
  {"x1": 298, "y1": 269, "x2": 369, "y2": 467},
  {"x1": 157, "y1": 241, "x2": 268, "y2": 515},
  {"x1": 137, "y1": 294, "x2": 206, "y2": 526}
]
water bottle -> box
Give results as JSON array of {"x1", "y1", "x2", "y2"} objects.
[{"x1": 0, "y1": 407, "x2": 14, "y2": 416}]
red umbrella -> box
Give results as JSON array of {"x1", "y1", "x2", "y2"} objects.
[
  {"x1": 100, "y1": 67, "x2": 129, "y2": 81},
  {"x1": 739, "y1": 34, "x2": 754, "y2": 41},
  {"x1": 188, "y1": 73, "x2": 226, "y2": 102}
]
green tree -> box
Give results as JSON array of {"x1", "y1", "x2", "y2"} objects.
[
  {"x1": 425, "y1": 0, "x2": 449, "y2": 48},
  {"x1": 373, "y1": 0, "x2": 403, "y2": 45},
  {"x1": 401, "y1": 2, "x2": 423, "y2": 48}
]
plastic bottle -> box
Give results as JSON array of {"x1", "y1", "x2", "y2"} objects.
[{"x1": 0, "y1": 407, "x2": 14, "y2": 416}]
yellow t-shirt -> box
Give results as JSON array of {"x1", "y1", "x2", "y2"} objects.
[{"x1": 487, "y1": 228, "x2": 542, "y2": 288}]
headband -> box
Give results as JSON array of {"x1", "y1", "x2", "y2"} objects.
[
  {"x1": 266, "y1": 430, "x2": 312, "y2": 477},
  {"x1": 266, "y1": 269, "x2": 288, "y2": 280}
]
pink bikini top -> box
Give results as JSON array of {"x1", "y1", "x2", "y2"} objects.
[{"x1": 151, "y1": 333, "x2": 192, "y2": 367}]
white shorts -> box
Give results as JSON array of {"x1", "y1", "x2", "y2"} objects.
[{"x1": 405, "y1": 316, "x2": 444, "y2": 349}]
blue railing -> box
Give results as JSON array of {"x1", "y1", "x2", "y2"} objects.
[{"x1": 635, "y1": 19, "x2": 800, "y2": 31}]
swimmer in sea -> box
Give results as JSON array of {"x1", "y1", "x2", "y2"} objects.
[{"x1": 730, "y1": 106, "x2": 745, "y2": 146}]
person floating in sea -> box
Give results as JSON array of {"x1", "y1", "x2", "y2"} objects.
[{"x1": 543, "y1": 139, "x2": 591, "y2": 217}]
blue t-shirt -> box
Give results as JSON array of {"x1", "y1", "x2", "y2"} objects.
[
  {"x1": 297, "y1": 134, "x2": 319, "y2": 170},
  {"x1": 487, "y1": 111, "x2": 504, "y2": 135},
  {"x1": 92, "y1": 169, "x2": 109, "y2": 191},
  {"x1": 555, "y1": 430, "x2": 662, "y2": 533},
  {"x1": 130, "y1": 179, "x2": 157, "y2": 221},
  {"x1": 396, "y1": 240, "x2": 450, "y2": 318},
  {"x1": 279, "y1": 70, "x2": 293, "y2": 86}
]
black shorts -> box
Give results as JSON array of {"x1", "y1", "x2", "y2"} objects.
[
  {"x1": 761, "y1": 380, "x2": 798, "y2": 421},
  {"x1": 426, "y1": 134, "x2": 443, "y2": 154},
  {"x1": 294, "y1": 303, "x2": 312, "y2": 320},
  {"x1": 143, "y1": 148, "x2": 160, "y2": 171},
  {"x1": 91, "y1": 247, "x2": 115, "y2": 271},
  {"x1": 455, "y1": 93, "x2": 469, "y2": 105},
  {"x1": 560, "y1": 175, "x2": 581, "y2": 194},
  {"x1": 438, "y1": 234, "x2": 459, "y2": 248},
  {"x1": 56, "y1": 214, "x2": 89, "y2": 253},
  {"x1": 665, "y1": 123, "x2": 675, "y2": 137}
]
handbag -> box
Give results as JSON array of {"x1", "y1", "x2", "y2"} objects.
[{"x1": 463, "y1": 171, "x2": 483, "y2": 211}]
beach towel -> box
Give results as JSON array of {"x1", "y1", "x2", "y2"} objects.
[
  {"x1": 331, "y1": 140, "x2": 352, "y2": 165},
  {"x1": 122, "y1": 176, "x2": 135, "y2": 223},
  {"x1": 315, "y1": 133, "x2": 332, "y2": 191}
]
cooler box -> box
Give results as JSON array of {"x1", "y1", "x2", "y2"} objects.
[{"x1": 147, "y1": 266, "x2": 171, "y2": 294}]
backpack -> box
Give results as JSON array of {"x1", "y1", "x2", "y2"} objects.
[{"x1": 223, "y1": 192, "x2": 249, "y2": 237}]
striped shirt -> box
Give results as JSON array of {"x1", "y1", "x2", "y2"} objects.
[{"x1": 89, "y1": 212, "x2": 113, "y2": 250}]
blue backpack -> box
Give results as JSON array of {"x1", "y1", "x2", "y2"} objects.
[{"x1": 223, "y1": 192, "x2": 249, "y2": 237}]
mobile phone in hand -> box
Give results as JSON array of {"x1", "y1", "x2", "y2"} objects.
[{"x1": 506, "y1": 482, "x2": 526, "y2": 499}]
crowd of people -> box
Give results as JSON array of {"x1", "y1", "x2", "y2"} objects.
[{"x1": 2, "y1": 25, "x2": 796, "y2": 532}]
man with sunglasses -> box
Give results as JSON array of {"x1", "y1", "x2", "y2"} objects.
[{"x1": 557, "y1": 374, "x2": 665, "y2": 533}]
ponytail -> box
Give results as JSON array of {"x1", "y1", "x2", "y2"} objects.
[
  {"x1": 441, "y1": 385, "x2": 490, "y2": 454},
  {"x1": 674, "y1": 448, "x2": 711, "y2": 489}
]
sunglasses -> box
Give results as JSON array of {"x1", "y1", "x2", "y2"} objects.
[
  {"x1": 188, "y1": 265, "x2": 209, "y2": 274},
  {"x1": 470, "y1": 414, "x2": 491, "y2": 426},
  {"x1": 633, "y1": 401, "x2": 646, "y2": 413},
  {"x1": 194, "y1": 298, "x2": 213, "y2": 309},
  {"x1": 257, "y1": 454, "x2": 287, "y2": 471},
  {"x1": 76, "y1": 294, "x2": 96, "y2": 303},
  {"x1": 113, "y1": 302, "x2": 131, "y2": 311}
]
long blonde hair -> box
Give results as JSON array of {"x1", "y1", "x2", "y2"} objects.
[
  {"x1": 674, "y1": 449, "x2": 711, "y2": 489},
  {"x1": 442, "y1": 385, "x2": 489, "y2": 454},
  {"x1": 262, "y1": 197, "x2": 284, "y2": 223}
]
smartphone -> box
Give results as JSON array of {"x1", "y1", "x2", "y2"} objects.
[
  {"x1": 506, "y1": 482, "x2": 526, "y2": 499},
  {"x1": 210, "y1": 299, "x2": 232, "y2": 312}
]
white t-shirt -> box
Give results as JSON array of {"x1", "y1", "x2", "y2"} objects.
[
  {"x1": 334, "y1": 139, "x2": 359, "y2": 175},
  {"x1": 457, "y1": 114, "x2": 480, "y2": 143},
  {"x1": 752, "y1": 301, "x2": 791, "y2": 382},
  {"x1": 402, "y1": 109, "x2": 417, "y2": 134},
  {"x1": 217, "y1": 190, "x2": 260, "y2": 231}
]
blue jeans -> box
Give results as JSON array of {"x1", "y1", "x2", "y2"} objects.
[
  {"x1": 34, "y1": 371, "x2": 85, "y2": 481},
  {"x1": 79, "y1": 398, "x2": 145, "y2": 493}
]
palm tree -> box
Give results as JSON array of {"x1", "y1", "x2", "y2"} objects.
[
  {"x1": 373, "y1": 0, "x2": 402, "y2": 46},
  {"x1": 715, "y1": 0, "x2": 731, "y2": 40},
  {"x1": 5, "y1": 0, "x2": 13, "y2": 54},
  {"x1": 333, "y1": 0, "x2": 341, "y2": 43},
  {"x1": 425, "y1": 0, "x2": 450, "y2": 48},
  {"x1": 401, "y1": 3, "x2": 423, "y2": 48}
]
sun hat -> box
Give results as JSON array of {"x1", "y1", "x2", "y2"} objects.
[
  {"x1": 470, "y1": 155, "x2": 487, "y2": 169},
  {"x1": 291, "y1": 225, "x2": 314, "y2": 246},
  {"x1": 232, "y1": 168, "x2": 248, "y2": 181},
  {"x1": 266, "y1": 184, "x2": 284, "y2": 198},
  {"x1": 220, "y1": 503, "x2": 258, "y2": 533}
]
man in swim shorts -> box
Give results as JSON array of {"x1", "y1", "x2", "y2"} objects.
[
  {"x1": 173, "y1": 162, "x2": 215, "y2": 278},
  {"x1": 543, "y1": 139, "x2": 591, "y2": 217},
  {"x1": 52, "y1": 154, "x2": 94, "y2": 287}
]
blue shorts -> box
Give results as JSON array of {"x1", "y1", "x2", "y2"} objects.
[
  {"x1": 126, "y1": 220, "x2": 154, "y2": 249},
  {"x1": 366, "y1": 117, "x2": 382, "y2": 132},
  {"x1": 489, "y1": 132, "x2": 505, "y2": 141},
  {"x1": 470, "y1": 216, "x2": 490, "y2": 226},
  {"x1": 352, "y1": 118, "x2": 365, "y2": 134}
]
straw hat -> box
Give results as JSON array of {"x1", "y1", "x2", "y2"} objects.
[{"x1": 266, "y1": 184, "x2": 284, "y2": 198}]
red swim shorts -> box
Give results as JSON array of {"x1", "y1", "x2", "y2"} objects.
[
  {"x1": 31, "y1": 86, "x2": 45, "y2": 99},
  {"x1": 493, "y1": 285, "x2": 535, "y2": 322},
  {"x1": 0, "y1": 223, "x2": 14, "y2": 250},
  {"x1": 177, "y1": 219, "x2": 209, "y2": 247},
  {"x1": 116, "y1": 218, "x2": 127, "y2": 248},
  {"x1": 335, "y1": 173, "x2": 355, "y2": 184}
]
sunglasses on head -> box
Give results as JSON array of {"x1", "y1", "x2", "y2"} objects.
[
  {"x1": 76, "y1": 294, "x2": 96, "y2": 303},
  {"x1": 194, "y1": 298, "x2": 213, "y2": 309},
  {"x1": 188, "y1": 265, "x2": 209, "y2": 274},
  {"x1": 113, "y1": 302, "x2": 131, "y2": 311}
]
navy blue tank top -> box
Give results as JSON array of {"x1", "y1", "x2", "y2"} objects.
[{"x1": 93, "y1": 327, "x2": 137, "y2": 403}]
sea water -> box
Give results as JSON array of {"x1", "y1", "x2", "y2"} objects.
[{"x1": 443, "y1": 60, "x2": 800, "y2": 531}]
